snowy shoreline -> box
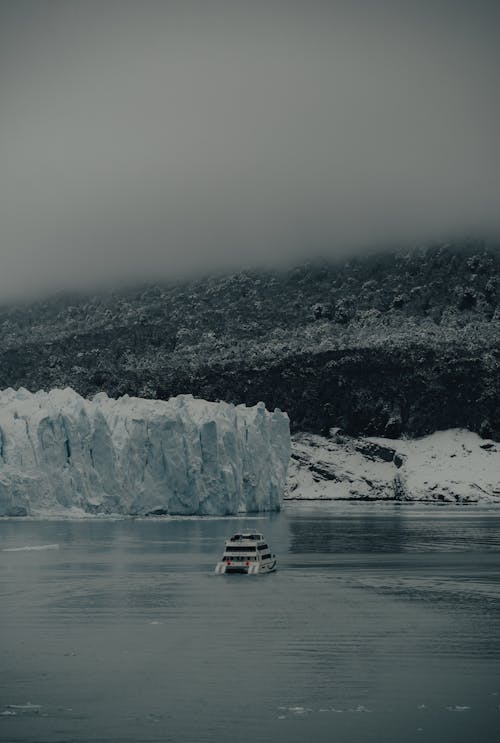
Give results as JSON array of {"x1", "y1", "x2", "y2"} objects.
[{"x1": 286, "y1": 429, "x2": 500, "y2": 505}]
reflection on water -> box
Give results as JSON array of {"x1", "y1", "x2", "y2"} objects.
[
  {"x1": 288, "y1": 503, "x2": 500, "y2": 553},
  {"x1": 289, "y1": 510, "x2": 406, "y2": 553},
  {"x1": 1, "y1": 504, "x2": 500, "y2": 743}
]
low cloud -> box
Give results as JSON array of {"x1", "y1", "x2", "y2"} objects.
[{"x1": 0, "y1": 0, "x2": 499, "y2": 299}]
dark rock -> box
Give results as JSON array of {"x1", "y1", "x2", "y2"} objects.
[
  {"x1": 307, "y1": 463, "x2": 338, "y2": 481},
  {"x1": 354, "y1": 440, "x2": 396, "y2": 462},
  {"x1": 328, "y1": 427, "x2": 346, "y2": 443},
  {"x1": 393, "y1": 473, "x2": 408, "y2": 500},
  {"x1": 7, "y1": 506, "x2": 27, "y2": 517},
  {"x1": 393, "y1": 452, "x2": 406, "y2": 468}
]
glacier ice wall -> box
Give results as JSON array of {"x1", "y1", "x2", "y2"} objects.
[{"x1": 0, "y1": 388, "x2": 290, "y2": 516}]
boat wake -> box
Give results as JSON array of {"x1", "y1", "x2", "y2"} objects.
[{"x1": 2, "y1": 544, "x2": 60, "y2": 552}]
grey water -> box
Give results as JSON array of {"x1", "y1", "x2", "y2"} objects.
[{"x1": 1, "y1": 503, "x2": 500, "y2": 743}]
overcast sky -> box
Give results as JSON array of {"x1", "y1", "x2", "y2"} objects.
[{"x1": 0, "y1": 0, "x2": 499, "y2": 299}]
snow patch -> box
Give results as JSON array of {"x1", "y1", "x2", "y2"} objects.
[{"x1": 286, "y1": 429, "x2": 500, "y2": 503}]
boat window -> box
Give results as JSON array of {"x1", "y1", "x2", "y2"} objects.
[
  {"x1": 257, "y1": 544, "x2": 268, "y2": 551},
  {"x1": 225, "y1": 545, "x2": 257, "y2": 552},
  {"x1": 261, "y1": 553, "x2": 271, "y2": 560}
]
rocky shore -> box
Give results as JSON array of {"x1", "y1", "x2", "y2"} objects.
[{"x1": 286, "y1": 428, "x2": 500, "y2": 504}]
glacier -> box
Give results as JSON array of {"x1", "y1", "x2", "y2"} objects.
[{"x1": 0, "y1": 388, "x2": 290, "y2": 517}]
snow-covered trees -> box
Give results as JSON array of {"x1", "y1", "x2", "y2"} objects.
[{"x1": 0, "y1": 243, "x2": 499, "y2": 438}]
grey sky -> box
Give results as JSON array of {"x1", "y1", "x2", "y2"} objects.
[{"x1": 0, "y1": 0, "x2": 499, "y2": 299}]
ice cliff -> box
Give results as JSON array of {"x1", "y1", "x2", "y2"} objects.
[
  {"x1": 0, "y1": 388, "x2": 290, "y2": 516},
  {"x1": 287, "y1": 429, "x2": 500, "y2": 504}
]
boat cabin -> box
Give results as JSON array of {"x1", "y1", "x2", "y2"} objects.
[{"x1": 215, "y1": 532, "x2": 276, "y2": 574}]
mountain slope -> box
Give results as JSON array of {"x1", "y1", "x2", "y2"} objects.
[{"x1": 0, "y1": 242, "x2": 499, "y2": 438}]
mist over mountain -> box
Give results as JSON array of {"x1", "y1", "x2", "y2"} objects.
[
  {"x1": 1, "y1": 1, "x2": 499, "y2": 300},
  {"x1": 1, "y1": 242, "x2": 499, "y2": 439}
]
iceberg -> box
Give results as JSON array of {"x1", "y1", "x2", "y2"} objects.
[{"x1": 0, "y1": 388, "x2": 290, "y2": 516}]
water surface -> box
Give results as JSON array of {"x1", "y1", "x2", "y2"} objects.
[{"x1": 1, "y1": 503, "x2": 500, "y2": 743}]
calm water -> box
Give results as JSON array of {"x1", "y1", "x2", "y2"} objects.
[{"x1": 1, "y1": 503, "x2": 500, "y2": 743}]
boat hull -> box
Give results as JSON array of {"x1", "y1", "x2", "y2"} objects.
[{"x1": 215, "y1": 560, "x2": 277, "y2": 575}]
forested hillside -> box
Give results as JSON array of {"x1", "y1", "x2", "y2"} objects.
[{"x1": 1, "y1": 242, "x2": 499, "y2": 438}]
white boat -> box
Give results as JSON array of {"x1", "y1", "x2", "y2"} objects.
[{"x1": 215, "y1": 532, "x2": 277, "y2": 575}]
